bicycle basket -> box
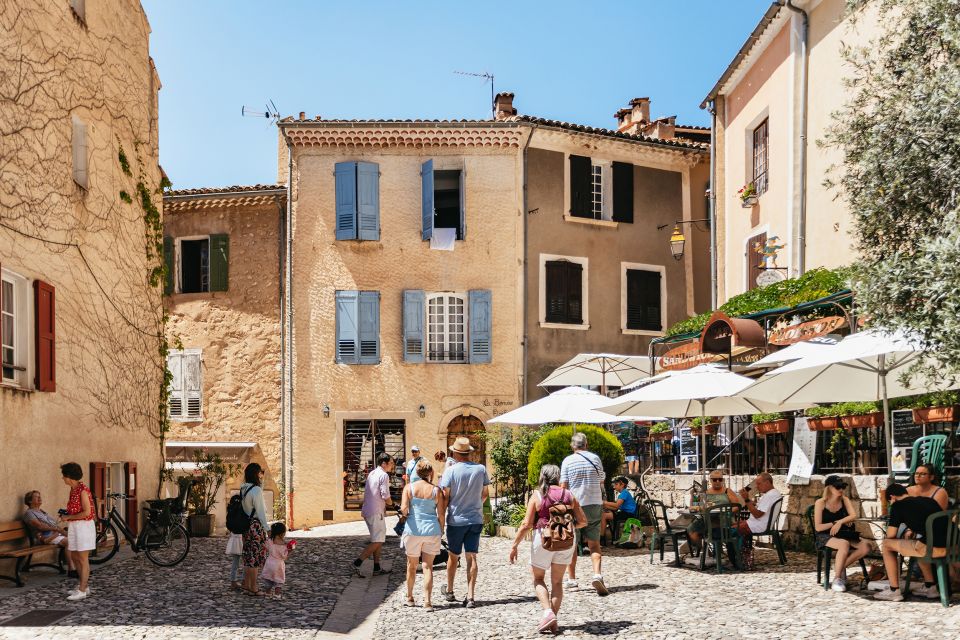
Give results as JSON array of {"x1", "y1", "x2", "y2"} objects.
[{"x1": 144, "y1": 499, "x2": 175, "y2": 527}]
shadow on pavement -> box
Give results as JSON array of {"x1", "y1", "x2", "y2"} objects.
[{"x1": 559, "y1": 620, "x2": 632, "y2": 635}]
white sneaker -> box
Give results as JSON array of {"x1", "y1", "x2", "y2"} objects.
[
  {"x1": 831, "y1": 578, "x2": 846, "y2": 592},
  {"x1": 874, "y1": 588, "x2": 904, "y2": 602},
  {"x1": 67, "y1": 589, "x2": 89, "y2": 601},
  {"x1": 912, "y1": 584, "x2": 940, "y2": 599},
  {"x1": 563, "y1": 578, "x2": 579, "y2": 591},
  {"x1": 591, "y1": 575, "x2": 609, "y2": 596}
]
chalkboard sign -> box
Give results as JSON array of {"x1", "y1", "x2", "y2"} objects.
[
  {"x1": 679, "y1": 426, "x2": 698, "y2": 473},
  {"x1": 891, "y1": 409, "x2": 923, "y2": 473}
]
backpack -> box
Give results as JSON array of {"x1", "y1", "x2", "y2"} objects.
[
  {"x1": 540, "y1": 489, "x2": 576, "y2": 552},
  {"x1": 226, "y1": 486, "x2": 254, "y2": 535}
]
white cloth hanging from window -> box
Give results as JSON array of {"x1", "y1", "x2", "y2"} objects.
[{"x1": 430, "y1": 228, "x2": 456, "y2": 251}]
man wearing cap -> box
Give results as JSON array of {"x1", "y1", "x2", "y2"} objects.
[
  {"x1": 560, "y1": 432, "x2": 607, "y2": 595},
  {"x1": 403, "y1": 445, "x2": 424, "y2": 486},
  {"x1": 874, "y1": 483, "x2": 947, "y2": 601},
  {"x1": 439, "y1": 436, "x2": 490, "y2": 608}
]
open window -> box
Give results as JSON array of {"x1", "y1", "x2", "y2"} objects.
[
  {"x1": 1, "y1": 270, "x2": 29, "y2": 387},
  {"x1": 163, "y1": 235, "x2": 229, "y2": 295},
  {"x1": 179, "y1": 238, "x2": 209, "y2": 293},
  {"x1": 569, "y1": 155, "x2": 633, "y2": 223},
  {"x1": 421, "y1": 160, "x2": 466, "y2": 241}
]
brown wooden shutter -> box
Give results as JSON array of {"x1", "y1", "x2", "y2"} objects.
[
  {"x1": 612, "y1": 162, "x2": 634, "y2": 223},
  {"x1": 627, "y1": 269, "x2": 662, "y2": 331},
  {"x1": 89, "y1": 462, "x2": 107, "y2": 519},
  {"x1": 569, "y1": 155, "x2": 592, "y2": 218},
  {"x1": 34, "y1": 280, "x2": 56, "y2": 392},
  {"x1": 565, "y1": 262, "x2": 583, "y2": 324},
  {"x1": 545, "y1": 261, "x2": 566, "y2": 323},
  {"x1": 125, "y1": 462, "x2": 138, "y2": 535},
  {"x1": 746, "y1": 232, "x2": 767, "y2": 291}
]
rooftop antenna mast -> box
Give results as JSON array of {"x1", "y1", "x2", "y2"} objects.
[
  {"x1": 241, "y1": 99, "x2": 281, "y2": 124},
  {"x1": 454, "y1": 70, "x2": 495, "y2": 118}
]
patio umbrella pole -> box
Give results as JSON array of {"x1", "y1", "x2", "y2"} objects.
[
  {"x1": 880, "y1": 354, "x2": 893, "y2": 481},
  {"x1": 699, "y1": 399, "x2": 707, "y2": 485}
]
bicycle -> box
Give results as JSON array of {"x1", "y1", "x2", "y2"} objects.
[{"x1": 88, "y1": 493, "x2": 190, "y2": 567}]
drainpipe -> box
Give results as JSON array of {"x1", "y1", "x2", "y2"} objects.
[
  {"x1": 278, "y1": 195, "x2": 286, "y2": 523},
  {"x1": 285, "y1": 138, "x2": 295, "y2": 527},
  {"x1": 521, "y1": 124, "x2": 537, "y2": 404},
  {"x1": 785, "y1": 0, "x2": 809, "y2": 275},
  {"x1": 707, "y1": 100, "x2": 718, "y2": 309}
]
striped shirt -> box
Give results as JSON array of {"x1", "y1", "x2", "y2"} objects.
[{"x1": 560, "y1": 451, "x2": 605, "y2": 506}]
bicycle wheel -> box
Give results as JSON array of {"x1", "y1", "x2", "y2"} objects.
[
  {"x1": 143, "y1": 522, "x2": 190, "y2": 567},
  {"x1": 89, "y1": 521, "x2": 120, "y2": 565}
]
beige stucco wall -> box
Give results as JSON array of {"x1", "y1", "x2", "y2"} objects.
[
  {"x1": 0, "y1": 1, "x2": 162, "y2": 523},
  {"x1": 287, "y1": 129, "x2": 525, "y2": 527},
  {"x1": 716, "y1": 0, "x2": 884, "y2": 302},
  {"x1": 524, "y1": 134, "x2": 709, "y2": 400},
  {"x1": 163, "y1": 198, "x2": 284, "y2": 490}
]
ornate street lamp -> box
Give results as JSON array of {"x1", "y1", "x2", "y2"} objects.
[{"x1": 657, "y1": 219, "x2": 711, "y2": 261}]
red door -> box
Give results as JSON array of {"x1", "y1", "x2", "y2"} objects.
[
  {"x1": 89, "y1": 462, "x2": 106, "y2": 518},
  {"x1": 125, "y1": 462, "x2": 138, "y2": 535}
]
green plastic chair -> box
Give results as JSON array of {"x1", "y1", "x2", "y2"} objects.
[
  {"x1": 805, "y1": 505, "x2": 870, "y2": 590},
  {"x1": 902, "y1": 508, "x2": 960, "y2": 607},
  {"x1": 750, "y1": 496, "x2": 787, "y2": 565},
  {"x1": 647, "y1": 499, "x2": 688, "y2": 566},
  {"x1": 701, "y1": 503, "x2": 742, "y2": 573},
  {"x1": 905, "y1": 434, "x2": 948, "y2": 487}
]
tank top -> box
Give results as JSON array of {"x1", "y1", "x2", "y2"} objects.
[
  {"x1": 821, "y1": 501, "x2": 856, "y2": 534},
  {"x1": 404, "y1": 485, "x2": 441, "y2": 537},
  {"x1": 535, "y1": 486, "x2": 572, "y2": 530}
]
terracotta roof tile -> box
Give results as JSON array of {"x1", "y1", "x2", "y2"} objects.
[
  {"x1": 507, "y1": 114, "x2": 708, "y2": 150},
  {"x1": 164, "y1": 184, "x2": 286, "y2": 197}
]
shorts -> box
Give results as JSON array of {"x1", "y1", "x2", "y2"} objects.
[
  {"x1": 530, "y1": 530, "x2": 575, "y2": 569},
  {"x1": 67, "y1": 519, "x2": 96, "y2": 552},
  {"x1": 577, "y1": 505, "x2": 603, "y2": 542},
  {"x1": 42, "y1": 534, "x2": 66, "y2": 546},
  {"x1": 883, "y1": 538, "x2": 947, "y2": 559},
  {"x1": 364, "y1": 514, "x2": 386, "y2": 544},
  {"x1": 446, "y1": 523, "x2": 483, "y2": 555},
  {"x1": 625, "y1": 455, "x2": 638, "y2": 463},
  {"x1": 403, "y1": 534, "x2": 441, "y2": 558}
]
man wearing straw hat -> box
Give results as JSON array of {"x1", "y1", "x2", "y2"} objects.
[{"x1": 439, "y1": 436, "x2": 490, "y2": 608}]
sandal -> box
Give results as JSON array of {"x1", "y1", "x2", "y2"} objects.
[
  {"x1": 403, "y1": 599, "x2": 416, "y2": 607},
  {"x1": 243, "y1": 587, "x2": 266, "y2": 597}
]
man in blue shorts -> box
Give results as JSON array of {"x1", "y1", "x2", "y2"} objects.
[{"x1": 439, "y1": 436, "x2": 490, "y2": 608}]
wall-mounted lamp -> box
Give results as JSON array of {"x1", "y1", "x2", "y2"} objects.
[
  {"x1": 418, "y1": 404, "x2": 426, "y2": 418},
  {"x1": 323, "y1": 404, "x2": 330, "y2": 418},
  {"x1": 657, "y1": 219, "x2": 711, "y2": 261}
]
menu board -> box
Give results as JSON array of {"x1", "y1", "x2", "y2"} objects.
[
  {"x1": 787, "y1": 417, "x2": 817, "y2": 485},
  {"x1": 680, "y1": 426, "x2": 698, "y2": 473},
  {"x1": 891, "y1": 409, "x2": 923, "y2": 473}
]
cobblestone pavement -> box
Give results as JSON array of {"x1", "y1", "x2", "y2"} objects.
[{"x1": 376, "y1": 535, "x2": 960, "y2": 639}]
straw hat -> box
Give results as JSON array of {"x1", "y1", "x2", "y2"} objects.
[{"x1": 449, "y1": 437, "x2": 475, "y2": 454}]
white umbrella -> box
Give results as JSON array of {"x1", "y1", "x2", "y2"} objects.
[
  {"x1": 599, "y1": 364, "x2": 809, "y2": 479},
  {"x1": 488, "y1": 386, "x2": 659, "y2": 425},
  {"x1": 750, "y1": 334, "x2": 840, "y2": 368},
  {"x1": 538, "y1": 353, "x2": 655, "y2": 395},
  {"x1": 735, "y1": 329, "x2": 959, "y2": 477}
]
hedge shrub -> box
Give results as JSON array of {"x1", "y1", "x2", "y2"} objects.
[{"x1": 527, "y1": 424, "x2": 624, "y2": 488}]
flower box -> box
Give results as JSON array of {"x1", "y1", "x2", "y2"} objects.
[
  {"x1": 754, "y1": 419, "x2": 790, "y2": 436},
  {"x1": 912, "y1": 405, "x2": 960, "y2": 424},
  {"x1": 649, "y1": 431, "x2": 673, "y2": 442},
  {"x1": 740, "y1": 195, "x2": 758, "y2": 208},
  {"x1": 690, "y1": 423, "x2": 719, "y2": 436},
  {"x1": 840, "y1": 412, "x2": 884, "y2": 429},
  {"x1": 807, "y1": 417, "x2": 841, "y2": 432}
]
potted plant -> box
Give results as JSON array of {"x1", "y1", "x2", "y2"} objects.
[
  {"x1": 837, "y1": 401, "x2": 884, "y2": 429},
  {"x1": 738, "y1": 182, "x2": 758, "y2": 207},
  {"x1": 910, "y1": 391, "x2": 960, "y2": 424},
  {"x1": 648, "y1": 421, "x2": 673, "y2": 442},
  {"x1": 689, "y1": 416, "x2": 719, "y2": 436},
  {"x1": 187, "y1": 451, "x2": 241, "y2": 537},
  {"x1": 805, "y1": 405, "x2": 842, "y2": 431},
  {"x1": 752, "y1": 412, "x2": 789, "y2": 436}
]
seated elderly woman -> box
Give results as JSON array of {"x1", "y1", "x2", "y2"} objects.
[
  {"x1": 682, "y1": 470, "x2": 742, "y2": 553},
  {"x1": 22, "y1": 490, "x2": 74, "y2": 574},
  {"x1": 813, "y1": 475, "x2": 873, "y2": 592},
  {"x1": 601, "y1": 476, "x2": 638, "y2": 542}
]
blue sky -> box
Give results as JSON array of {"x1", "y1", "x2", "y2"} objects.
[{"x1": 142, "y1": 0, "x2": 773, "y2": 189}]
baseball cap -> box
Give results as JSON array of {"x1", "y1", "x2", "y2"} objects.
[
  {"x1": 824, "y1": 475, "x2": 848, "y2": 490},
  {"x1": 411, "y1": 445, "x2": 420, "y2": 452}
]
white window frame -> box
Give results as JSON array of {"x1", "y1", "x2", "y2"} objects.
[
  {"x1": 426, "y1": 292, "x2": 468, "y2": 364},
  {"x1": 167, "y1": 348, "x2": 203, "y2": 422},
  {"x1": 1, "y1": 269, "x2": 32, "y2": 389},
  {"x1": 620, "y1": 262, "x2": 667, "y2": 336},
  {"x1": 563, "y1": 155, "x2": 618, "y2": 227},
  {"x1": 539, "y1": 253, "x2": 589, "y2": 331},
  {"x1": 175, "y1": 235, "x2": 210, "y2": 294}
]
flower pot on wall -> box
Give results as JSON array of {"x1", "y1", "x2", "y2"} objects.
[
  {"x1": 690, "y1": 424, "x2": 719, "y2": 437},
  {"x1": 839, "y1": 412, "x2": 884, "y2": 430},
  {"x1": 188, "y1": 513, "x2": 215, "y2": 537},
  {"x1": 741, "y1": 195, "x2": 758, "y2": 208},
  {"x1": 754, "y1": 419, "x2": 790, "y2": 436},
  {"x1": 807, "y1": 417, "x2": 841, "y2": 432},
  {"x1": 650, "y1": 432, "x2": 673, "y2": 442},
  {"x1": 912, "y1": 405, "x2": 960, "y2": 424}
]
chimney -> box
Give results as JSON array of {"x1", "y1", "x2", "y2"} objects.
[
  {"x1": 615, "y1": 98, "x2": 650, "y2": 135},
  {"x1": 298, "y1": 111, "x2": 306, "y2": 121},
  {"x1": 614, "y1": 108, "x2": 633, "y2": 132},
  {"x1": 630, "y1": 98, "x2": 650, "y2": 127},
  {"x1": 493, "y1": 92, "x2": 516, "y2": 121},
  {"x1": 645, "y1": 116, "x2": 676, "y2": 140}
]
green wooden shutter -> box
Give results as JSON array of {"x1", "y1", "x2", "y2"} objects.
[
  {"x1": 458, "y1": 168, "x2": 466, "y2": 240},
  {"x1": 402, "y1": 290, "x2": 425, "y2": 363},
  {"x1": 358, "y1": 291, "x2": 380, "y2": 365},
  {"x1": 569, "y1": 155, "x2": 592, "y2": 218},
  {"x1": 163, "y1": 236, "x2": 174, "y2": 295},
  {"x1": 612, "y1": 162, "x2": 634, "y2": 223},
  {"x1": 335, "y1": 291, "x2": 359, "y2": 364},
  {"x1": 335, "y1": 162, "x2": 358, "y2": 240},
  {"x1": 421, "y1": 159, "x2": 434, "y2": 241},
  {"x1": 209, "y1": 234, "x2": 229, "y2": 292},
  {"x1": 468, "y1": 289, "x2": 492, "y2": 364},
  {"x1": 356, "y1": 162, "x2": 380, "y2": 241}
]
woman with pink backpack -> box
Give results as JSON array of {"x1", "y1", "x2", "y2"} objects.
[{"x1": 508, "y1": 464, "x2": 587, "y2": 634}]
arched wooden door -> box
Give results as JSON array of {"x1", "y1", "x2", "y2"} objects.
[{"x1": 446, "y1": 415, "x2": 486, "y2": 466}]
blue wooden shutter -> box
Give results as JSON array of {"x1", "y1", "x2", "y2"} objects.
[
  {"x1": 335, "y1": 162, "x2": 358, "y2": 240},
  {"x1": 468, "y1": 289, "x2": 492, "y2": 364},
  {"x1": 403, "y1": 289, "x2": 425, "y2": 363},
  {"x1": 356, "y1": 162, "x2": 380, "y2": 241},
  {"x1": 358, "y1": 291, "x2": 380, "y2": 364},
  {"x1": 335, "y1": 290, "x2": 359, "y2": 363},
  {"x1": 421, "y1": 159, "x2": 434, "y2": 240},
  {"x1": 458, "y1": 168, "x2": 466, "y2": 240}
]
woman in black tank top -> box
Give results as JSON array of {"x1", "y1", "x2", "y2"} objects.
[{"x1": 813, "y1": 475, "x2": 874, "y2": 591}]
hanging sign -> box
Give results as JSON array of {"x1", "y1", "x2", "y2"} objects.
[
  {"x1": 786, "y1": 417, "x2": 817, "y2": 485},
  {"x1": 768, "y1": 316, "x2": 847, "y2": 346},
  {"x1": 661, "y1": 341, "x2": 724, "y2": 371}
]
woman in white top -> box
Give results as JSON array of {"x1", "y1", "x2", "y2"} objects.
[{"x1": 509, "y1": 464, "x2": 586, "y2": 634}]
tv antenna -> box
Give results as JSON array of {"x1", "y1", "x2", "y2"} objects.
[
  {"x1": 241, "y1": 99, "x2": 280, "y2": 124},
  {"x1": 454, "y1": 70, "x2": 495, "y2": 117}
]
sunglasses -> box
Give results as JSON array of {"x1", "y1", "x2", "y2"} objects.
[
  {"x1": 914, "y1": 472, "x2": 930, "y2": 477},
  {"x1": 709, "y1": 478, "x2": 724, "y2": 482}
]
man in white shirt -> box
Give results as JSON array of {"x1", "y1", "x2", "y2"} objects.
[
  {"x1": 560, "y1": 432, "x2": 608, "y2": 596},
  {"x1": 737, "y1": 471, "x2": 782, "y2": 535},
  {"x1": 353, "y1": 453, "x2": 395, "y2": 577}
]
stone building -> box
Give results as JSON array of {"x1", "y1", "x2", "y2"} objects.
[
  {"x1": 1, "y1": 0, "x2": 163, "y2": 526},
  {"x1": 703, "y1": 0, "x2": 883, "y2": 300}
]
